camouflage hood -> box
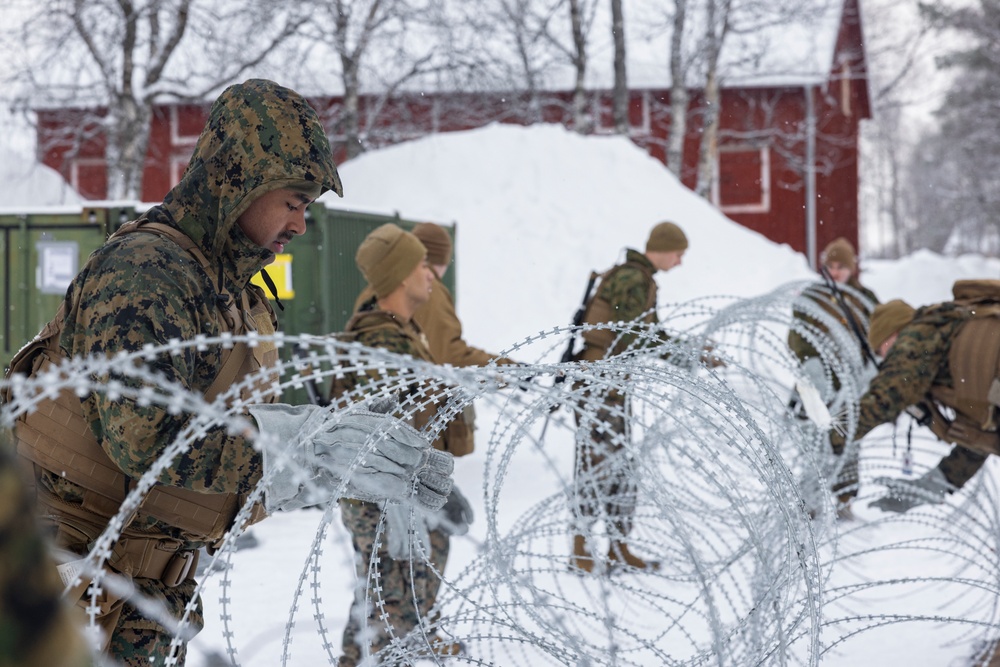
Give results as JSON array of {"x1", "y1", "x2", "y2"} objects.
[{"x1": 161, "y1": 79, "x2": 342, "y2": 289}]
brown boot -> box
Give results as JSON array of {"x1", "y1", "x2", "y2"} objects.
[
  {"x1": 429, "y1": 634, "x2": 464, "y2": 656},
  {"x1": 607, "y1": 541, "x2": 659, "y2": 571},
  {"x1": 835, "y1": 492, "x2": 855, "y2": 521},
  {"x1": 570, "y1": 534, "x2": 595, "y2": 573}
]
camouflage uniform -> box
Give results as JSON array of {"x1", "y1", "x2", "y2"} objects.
[
  {"x1": 573, "y1": 249, "x2": 666, "y2": 537},
  {"x1": 855, "y1": 302, "x2": 987, "y2": 488},
  {"x1": 788, "y1": 276, "x2": 878, "y2": 504},
  {"x1": 30, "y1": 80, "x2": 340, "y2": 665},
  {"x1": 788, "y1": 276, "x2": 879, "y2": 370},
  {"x1": 337, "y1": 301, "x2": 450, "y2": 666},
  {"x1": 0, "y1": 434, "x2": 91, "y2": 667},
  {"x1": 355, "y1": 276, "x2": 515, "y2": 366},
  {"x1": 355, "y1": 275, "x2": 514, "y2": 457}
]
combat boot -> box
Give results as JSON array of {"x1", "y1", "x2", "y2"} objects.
[
  {"x1": 835, "y1": 492, "x2": 855, "y2": 521},
  {"x1": 570, "y1": 534, "x2": 595, "y2": 573},
  {"x1": 607, "y1": 541, "x2": 660, "y2": 571}
]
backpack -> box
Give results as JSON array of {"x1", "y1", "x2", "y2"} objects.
[
  {"x1": 575, "y1": 259, "x2": 656, "y2": 362},
  {"x1": 913, "y1": 280, "x2": 1000, "y2": 456}
]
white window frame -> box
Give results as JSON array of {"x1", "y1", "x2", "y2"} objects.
[
  {"x1": 170, "y1": 105, "x2": 203, "y2": 146},
  {"x1": 714, "y1": 144, "x2": 771, "y2": 214},
  {"x1": 70, "y1": 158, "x2": 106, "y2": 197}
]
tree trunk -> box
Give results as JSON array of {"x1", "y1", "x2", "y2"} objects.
[
  {"x1": 695, "y1": 0, "x2": 727, "y2": 199},
  {"x1": 569, "y1": 0, "x2": 590, "y2": 133},
  {"x1": 666, "y1": 0, "x2": 689, "y2": 176},
  {"x1": 696, "y1": 67, "x2": 720, "y2": 198},
  {"x1": 342, "y1": 57, "x2": 363, "y2": 160},
  {"x1": 610, "y1": 0, "x2": 627, "y2": 134},
  {"x1": 105, "y1": 96, "x2": 151, "y2": 201}
]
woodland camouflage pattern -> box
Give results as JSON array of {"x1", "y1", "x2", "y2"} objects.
[
  {"x1": 355, "y1": 276, "x2": 516, "y2": 367},
  {"x1": 855, "y1": 302, "x2": 988, "y2": 488},
  {"x1": 337, "y1": 302, "x2": 450, "y2": 665},
  {"x1": 46, "y1": 78, "x2": 340, "y2": 535},
  {"x1": 579, "y1": 249, "x2": 668, "y2": 359},
  {"x1": 0, "y1": 436, "x2": 91, "y2": 667},
  {"x1": 40, "y1": 79, "x2": 340, "y2": 662},
  {"x1": 573, "y1": 249, "x2": 661, "y2": 534}
]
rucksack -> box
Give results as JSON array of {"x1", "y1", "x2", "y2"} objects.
[
  {"x1": 570, "y1": 259, "x2": 657, "y2": 363},
  {"x1": 912, "y1": 279, "x2": 1000, "y2": 456}
]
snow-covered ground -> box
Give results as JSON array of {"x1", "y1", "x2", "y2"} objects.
[
  {"x1": 6, "y1": 124, "x2": 1000, "y2": 666},
  {"x1": 195, "y1": 125, "x2": 1000, "y2": 666}
]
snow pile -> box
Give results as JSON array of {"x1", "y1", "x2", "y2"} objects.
[
  {"x1": 0, "y1": 146, "x2": 82, "y2": 209},
  {"x1": 323, "y1": 123, "x2": 816, "y2": 355}
]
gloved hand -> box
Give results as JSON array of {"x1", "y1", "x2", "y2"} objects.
[
  {"x1": 426, "y1": 486, "x2": 475, "y2": 536},
  {"x1": 868, "y1": 467, "x2": 955, "y2": 514},
  {"x1": 384, "y1": 503, "x2": 432, "y2": 560},
  {"x1": 249, "y1": 401, "x2": 454, "y2": 513}
]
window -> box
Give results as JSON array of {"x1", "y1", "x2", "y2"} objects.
[
  {"x1": 71, "y1": 158, "x2": 107, "y2": 200},
  {"x1": 170, "y1": 105, "x2": 209, "y2": 146},
  {"x1": 715, "y1": 145, "x2": 771, "y2": 214}
]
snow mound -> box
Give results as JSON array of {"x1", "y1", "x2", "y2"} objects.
[
  {"x1": 322, "y1": 123, "x2": 814, "y2": 353},
  {"x1": 0, "y1": 147, "x2": 83, "y2": 209}
]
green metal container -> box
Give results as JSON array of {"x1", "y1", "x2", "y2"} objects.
[{"x1": 2, "y1": 203, "x2": 456, "y2": 407}]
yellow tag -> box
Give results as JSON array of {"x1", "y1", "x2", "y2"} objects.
[{"x1": 251, "y1": 254, "x2": 295, "y2": 299}]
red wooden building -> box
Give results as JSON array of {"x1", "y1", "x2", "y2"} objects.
[{"x1": 36, "y1": 0, "x2": 869, "y2": 267}]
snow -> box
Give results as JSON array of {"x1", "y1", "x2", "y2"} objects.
[
  {"x1": 0, "y1": 146, "x2": 83, "y2": 209},
  {"x1": 200, "y1": 123, "x2": 1000, "y2": 666},
  {"x1": 6, "y1": 121, "x2": 999, "y2": 666},
  {"x1": 320, "y1": 123, "x2": 817, "y2": 356}
]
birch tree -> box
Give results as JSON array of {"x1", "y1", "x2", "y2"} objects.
[
  {"x1": 543, "y1": 0, "x2": 600, "y2": 133},
  {"x1": 4, "y1": 0, "x2": 308, "y2": 200},
  {"x1": 303, "y1": 0, "x2": 446, "y2": 160},
  {"x1": 610, "y1": 0, "x2": 628, "y2": 134},
  {"x1": 666, "y1": 0, "x2": 690, "y2": 176}
]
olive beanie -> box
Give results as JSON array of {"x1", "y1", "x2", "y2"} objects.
[
  {"x1": 868, "y1": 299, "x2": 916, "y2": 351},
  {"x1": 412, "y1": 222, "x2": 453, "y2": 266},
  {"x1": 646, "y1": 222, "x2": 688, "y2": 253},
  {"x1": 821, "y1": 237, "x2": 857, "y2": 272},
  {"x1": 356, "y1": 223, "x2": 427, "y2": 298}
]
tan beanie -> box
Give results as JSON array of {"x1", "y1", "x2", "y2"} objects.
[
  {"x1": 412, "y1": 222, "x2": 453, "y2": 266},
  {"x1": 868, "y1": 299, "x2": 916, "y2": 351},
  {"x1": 646, "y1": 222, "x2": 688, "y2": 253},
  {"x1": 821, "y1": 237, "x2": 857, "y2": 272},
  {"x1": 355, "y1": 223, "x2": 427, "y2": 298}
]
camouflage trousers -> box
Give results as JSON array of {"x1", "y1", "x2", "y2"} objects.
[
  {"x1": 339, "y1": 499, "x2": 450, "y2": 667},
  {"x1": 830, "y1": 431, "x2": 860, "y2": 503},
  {"x1": 43, "y1": 503, "x2": 204, "y2": 667},
  {"x1": 572, "y1": 387, "x2": 637, "y2": 537},
  {"x1": 104, "y1": 579, "x2": 202, "y2": 667}
]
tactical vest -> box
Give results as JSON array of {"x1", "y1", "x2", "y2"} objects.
[
  {"x1": 332, "y1": 307, "x2": 475, "y2": 456},
  {"x1": 577, "y1": 259, "x2": 657, "y2": 362},
  {"x1": 918, "y1": 280, "x2": 1000, "y2": 456},
  {"x1": 3, "y1": 218, "x2": 274, "y2": 546}
]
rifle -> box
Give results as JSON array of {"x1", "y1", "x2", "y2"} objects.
[
  {"x1": 818, "y1": 265, "x2": 880, "y2": 367},
  {"x1": 555, "y1": 271, "x2": 600, "y2": 383}
]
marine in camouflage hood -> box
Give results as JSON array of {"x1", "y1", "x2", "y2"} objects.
[{"x1": 162, "y1": 78, "x2": 342, "y2": 290}]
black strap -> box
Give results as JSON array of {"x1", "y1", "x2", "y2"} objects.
[
  {"x1": 818, "y1": 266, "x2": 880, "y2": 366},
  {"x1": 259, "y1": 268, "x2": 284, "y2": 311}
]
